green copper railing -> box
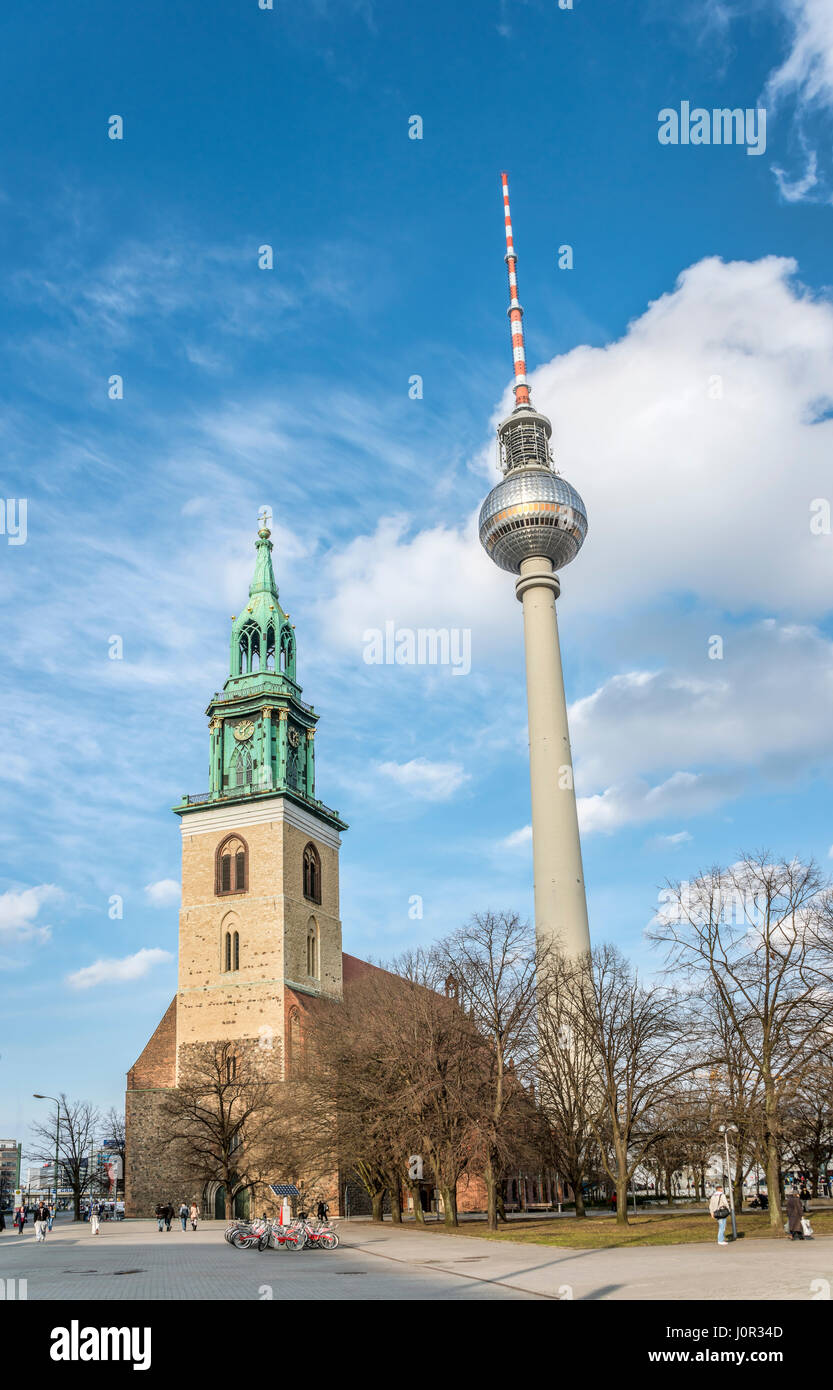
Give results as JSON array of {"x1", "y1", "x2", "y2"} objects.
[{"x1": 178, "y1": 783, "x2": 343, "y2": 822}]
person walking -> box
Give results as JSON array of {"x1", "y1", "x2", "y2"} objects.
[
  {"x1": 786, "y1": 1188, "x2": 805, "y2": 1241},
  {"x1": 0, "y1": 1209, "x2": 5, "y2": 1234},
  {"x1": 164, "y1": 1202, "x2": 173, "y2": 1232},
  {"x1": 155, "y1": 1203, "x2": 165, "y2": 1233},
  {"x1": 89, "y1": 1200, "x2": 101, "y2": 1236},
  {"x1": 709, "y1": 1184, "x2": 731, "y2": 1245},
  {"x1": 316, "y1": 1200, "x2": 329, "y2": 1224},
  {"x1": 34, "y1": 1201, "x2": 50, "y2": 1242},
  {"x1": 189, "y1": 1202, "x2": 199, "y2": 1232},
  {"x1": 179, "y1": 1202, "x2": 189, "y2": 1232},
  {"x1": 14, "y1": 1206, "x2": 26, "y2": 1235}
]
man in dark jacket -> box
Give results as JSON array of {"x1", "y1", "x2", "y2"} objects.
[
  {"x1": 785, "y1": 1189, "x2": 805, "y2": 1240},
  {"x1": 164, "y1": 1203, "x2": 173, "y2": 1232},
  {"x1": 34, "y1": 1201, "x2": 50, "y2": 1242}
]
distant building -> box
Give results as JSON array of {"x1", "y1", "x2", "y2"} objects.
[
  {"x1": 25, "y1": 1164, "x2": 54, "y2": 1194},
  {"x1": 0, "y1": 1140, "x2": 21, "y2": 1201}
]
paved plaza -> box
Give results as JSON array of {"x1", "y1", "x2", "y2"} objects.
[{"x1": 1, "y1": 1216, "x2": 831, "y2": 1300}]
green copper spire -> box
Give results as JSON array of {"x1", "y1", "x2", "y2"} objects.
[
  {"x1": 228, "y1": 521, "x2": 296, "y2": 684},
  {"x1": 174, "y1": 514, "x2": 347, "y2": 834},
  {"x1": 249, "y1": 523, "x2": 281, "y2": 602}
]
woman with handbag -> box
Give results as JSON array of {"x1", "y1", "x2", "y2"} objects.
[{"x1": 708, "y1": 1185, "x2": 732, "y2": 1245}]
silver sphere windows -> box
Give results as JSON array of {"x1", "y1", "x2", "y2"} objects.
[{"x1": 478, "y1": 467, "x2": 588, "y2": 574}]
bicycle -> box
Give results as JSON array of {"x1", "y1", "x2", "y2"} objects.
[
  {"x1": 297, "y1": 1218, "x2": 339, "y2": 1251},
  {"x1": 265, "y1": 1218, "x2": 305, "y2": 1251},
  {"x1": 232, "y1": 1219, "x2": 270, "y2": 1251}
]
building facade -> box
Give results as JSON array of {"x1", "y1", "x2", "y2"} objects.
[
  {"x1": 126, "y1": 522, "x2": 352, "y2": 1217},
  {"x1": 1, "y1": 1140, "x2": 21, "y2": 1204}
]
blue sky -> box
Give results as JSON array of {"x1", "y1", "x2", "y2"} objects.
[{"x1": 3, "y1": 0, "x2": 833, "y2": 1155}]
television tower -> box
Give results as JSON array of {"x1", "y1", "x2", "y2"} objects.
[{"x1": 478, "y1": 173, "x2": 590, "y2": 959}]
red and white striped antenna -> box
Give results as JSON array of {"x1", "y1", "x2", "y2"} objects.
[{"x1": 501, "y1": 172, "x2": 531, "y2": 409}]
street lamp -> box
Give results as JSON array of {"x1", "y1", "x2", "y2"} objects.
[
  {"x1": 33, "y1": 1094, "x2": 61, "y2": 1211},
  {"x1": 718, "y1": 1123, "x2": 739, "y2": 1240}
]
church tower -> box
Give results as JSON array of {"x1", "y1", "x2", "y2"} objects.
[
  {"x1": 125, "y1": 518, "x2": 349, "y2": 1216},
  {"x1": 172, "y1": 518, "x2": 348, "y2": 1070}
]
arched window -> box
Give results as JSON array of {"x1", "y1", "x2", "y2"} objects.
[
  {"x1": 239, "y1": 622, "x2": 260, "y2": 675},
  {"x1": 287, "y1": 1007, "x2": 302, "y2": 1078},
  {"x1": 222, "y1": 916, "x2": 241, "y2": 974},
  {"x1": 233, "y1": 747, "x2": 253, "y2": 787},
  {"x1": 280, "y1": 627, "x2": 294, "y2": 675},
  {"x1": 265, "y1": 625, "x2": 276, "y2": 672},
  {"x1": 306, "y1": 918, "x2": 318, "y2": 978},
  {"x1": 303, "y1": 842, "x2": 321, "y2": 904},
  {"x1": 216, "y1": 835, "x2": 248, "y2": 896},
  {"x1": 287, "y1": 745, "x2": 300, "y2": 790}
]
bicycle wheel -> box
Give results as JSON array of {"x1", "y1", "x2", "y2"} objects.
[
  {"x1": 232, "y1": 1231, "x2": 252, "y2": 1249},
  {"x1": 257, "y1": 1233, "x2": 269, "y2": 1251},
  {"x1": 319, "y1": 1232, "x2": 338, "y2": 1251},
  {"x1": 286, "y1": 1229, "x2": 306, "y2": 1251}
]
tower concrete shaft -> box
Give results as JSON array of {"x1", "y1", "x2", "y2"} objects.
[
  {"x1": 479, "y1": 173, "x2": 591, "y2": 960},
  {"x1": 515, "y1": 557, "x2": 590, "y2": 957}
]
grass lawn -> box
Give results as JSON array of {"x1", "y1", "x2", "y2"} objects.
[{"x1": 405, "y1": 1206, "x2": 833, "y2": 1249}]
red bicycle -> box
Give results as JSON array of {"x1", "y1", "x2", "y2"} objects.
[
  {"x1": 264, "y1": 1220, "x2": 305, "y2": 1252},
  {"x1": 298, "y1": 1220, "x2": 339, "y2": 1251},
  {"x1": 232, "y1": 1219, "x2": 270, "y2": 1251}
]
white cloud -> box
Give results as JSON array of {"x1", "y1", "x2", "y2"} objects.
[
  {"x1": 317, "y1": 257, "x2": 833, "y2": 654},
  {"x1": 571, "y1": 620, "x2": 833, "y2": 790},
  {"x1": 144, "y1": 879, "x2": 181, "y2": 908},
  {"x1": 66, "y1": 947, "x2": 173, "y2": 991},
  {"x1": 377, "y1": 757, "x2": 470, "y2": 802},
  {"x1": 773, "y1": 147, "x2": 820, "y2": 201},
  {"x1": 650, "y1": 830, "x2": 694, "y2": 849},
  {"x1": 764, "y1": 1, "x2": 833, "y2": 202},
  {"x1": 499, "y1": 825, "x2": 533, "y2": 851},
  {"x1": 318, "y1": 514, "x2": 510, "y2": 664},
  {"x1": 578, "y1": 772, "x2": 736, "y2": 835},
  {"x1": 767, "y1": 0, "x2": 833, "y2": 112},
  {"x1": 0, "y1": 885, "x2": 61, "y2": 942},
  {"x1": 568, "y1": 618, "x2": 833, "y2": 831}
]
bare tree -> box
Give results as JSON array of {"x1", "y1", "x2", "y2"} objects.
[
  {"x1": 102, "y1": 1107, "x2": 126, "y2": 1199},
  {"x1": 29, "y1": 1095, "x2": 101, "y2": 1220},
  {"x1": 160, "y1": 1040, "x2": 281, "y2": 1220},
  {"x1": 309, "y1": 967, "x2": 422, "y2": 1222},
  {"x1": 567, "y1": 944, "x2": 704, "y2": 1225},
  {"x1": 535, "y1": 949, "x2": 600, "y2": 1218},
  {"x1": 781, "y1": 1050, "x2": 833, "y2": 1197},
  {"x1": 651, "y1": 853, "x2": 833, "y2": 1229},
  {"x1": 433, "y1": 912, "x2": 541, "y2": 1230}
]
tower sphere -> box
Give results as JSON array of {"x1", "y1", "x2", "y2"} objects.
[{"x1": 478, "y1": 465, "x2": 588, "y2": 575}]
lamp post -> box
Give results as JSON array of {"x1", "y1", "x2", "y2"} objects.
[
  {"x1": 33, "y1": 1094, "x2": 61, "y2": 1211},
  {"x1": 719, "y1": 1123, "x2": 739, "y2": 1240}
]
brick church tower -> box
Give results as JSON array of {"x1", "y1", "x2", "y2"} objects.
[{"x1": 125, "y1": 518, "x2": 349, "y2": 1216}]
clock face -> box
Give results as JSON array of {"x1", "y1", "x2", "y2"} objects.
[
  {"x1": 233, "y1": 720, "x2": 254, "y2": 742},
  {"x1": 287, "y1": 726, "x2": 301, "y2": 748}
]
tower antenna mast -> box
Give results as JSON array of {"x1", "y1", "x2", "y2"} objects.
[{"x1": 501, "y1": 172, "x2": 531, "y2": 410}]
